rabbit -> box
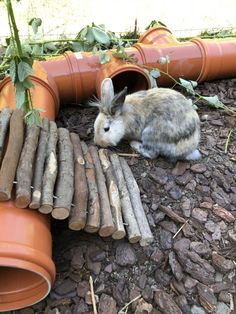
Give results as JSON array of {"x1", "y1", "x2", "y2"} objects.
[{"x1": 93, "y1": 78, "x2": 201, "y2": 160}]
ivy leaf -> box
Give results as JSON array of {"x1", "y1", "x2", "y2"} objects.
[
  {"x1": 202, "y1": 95, "x2": 225, "y2": 109},
  {"x1": 92, "y1": 27, "x2": 110, "y2": 45},
  {"x1": 99, "y1": 51, "x2": 110, "y2": 64},
  {"x1": 179, "y1": 78, "x2": 196, "y2": 95},
  {"x1": 15, "y1": 82, "x2": 26, "y2": 110},
  {"x1": 17, "y1": 61, "x2": 33, "y2": 82}
]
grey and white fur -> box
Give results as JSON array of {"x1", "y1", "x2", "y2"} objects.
[{"x1": 93, "y1": 78, "x2": 201, "y2": 160}]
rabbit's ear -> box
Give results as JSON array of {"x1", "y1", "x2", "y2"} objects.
[
  {"x1": 101, "y1": 78, "x2": 115, "y2": 108},
  {"x1": 110, "y1": 86, "x2": 127, "y2": 115}
]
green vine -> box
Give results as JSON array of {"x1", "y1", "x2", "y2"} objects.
[{"x1": 4, "y1": 0, "x2": 42, "y2": 125}]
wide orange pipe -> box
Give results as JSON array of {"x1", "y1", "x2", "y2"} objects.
[
  {"x1": 0, "y1": 68, "x2": 57, "y2": 311},
  {"x1": 0, "y1": 25, "x2": 236, "y2": 311}
]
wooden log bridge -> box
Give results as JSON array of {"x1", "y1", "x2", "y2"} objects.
[{"x1": 0, "y1": 109, "x2": 153, "y2": 246}]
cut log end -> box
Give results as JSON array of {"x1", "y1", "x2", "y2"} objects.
[
  {"x1": 128, "y1": 234, "x2": 142, "y2": 244},
  {"x1": 68, "y1": 220, "x2": 86, "y2": 231},
  {"x1": 84, "y1": 225, "x2": 100, "y2": 234},
  {"x1": 0, "y1": 191, "x2": 10, "y2": 201},
  {"x1": 52, "y1": 207, "x2": 70, "y2": 220},
  {"x1": 39, "y1": 204, "x2": 53, "y2": 214},
  {"x1": 99, "y1": 225, "x2": 116, "y2": 237},
  {"x1": 112, "y1": 230, "x2": 126, "y2": 240},
  {"x1": 15, "y1": 196, "x2": 30, "y2": 209}
]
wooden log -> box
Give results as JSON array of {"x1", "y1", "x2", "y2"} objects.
[
  {"x1": 68, "y1": 133, "x2": 88, "y2": 230},
  {"x1": 39, "y1": 121, "x2": 58, "y2": 214},
  {"x1": 29, "y1": 118, "x2": 49, "y2": 209},
  {"x1": 110, "y1": 153, "x2": 141, "y2": 243},
  {"x1": 0, "y1": 109, "x2": 24, "y2": 201},
  {"x1": 99, "y1": 149, "x2": 126, "y2": 240},
  {"x1": 15, "y1": 123, "x2": 40, "y2": 208},
  {"x1": 89, "y1": 145, "x2": 115, "y2": 237},
  {"x1": 52, "y1": 128, "x2": 74, "y2": 220},
  {"x1": 81, "y1": 142, "x2": 100, "y2": 233},
  {"x1": 0, "y1": 108, "x2": 13, "y2": 164},
  {"x1": 119, "y1": 157, "x2": 153, "y2": 246}
]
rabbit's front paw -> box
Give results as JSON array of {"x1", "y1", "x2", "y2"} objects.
[
  {"x1": 130, "y1": 141, "x2": 158, "y2": 159},
  {"x1": 130, "y1": 140, "x2": 142, "y2": 152}
]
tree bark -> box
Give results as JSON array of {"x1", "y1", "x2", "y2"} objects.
[
  {"x1": 0, "y1": 109, "x2": 24, "y2": 201},
  {"x1": 119, "y1": 157, "x2": 153, "y2": 246},
  {"x1": 30, "y1": 118, "x2": 49, "y2": 209},
  {"x1": 52, "y1": 128, "x2": 74, "y2": 220},
  {"x1": 68, "y1": 132, "x2": 88, "y2": 230},
  {"x1": 110, "y1": 153, "x2": 141, "y2": 243},
  {"x1": 89, "y1": 145, "x2": 115, "y2": 237},
  {"x1": 0, "y1": 108, "x2": 13, "y2": 164},
  {"x1": 99, "y1": 149, "x2": 126, "y2": 240},
  {"x1": 15, "y1": 123, "x2": 40, "y2": 208},
  {"x1": 81, "y1": 142, "x2": 100, "y2": 233},
  {"x1": 39, "y1": 121, "x2": 58, "y2": 214}
]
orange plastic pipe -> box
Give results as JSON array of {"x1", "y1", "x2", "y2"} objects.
[
  {"x1": 32, "y1": 26, "x2": 236, "y2": 103},
  {"x1": 0, "y1": 67, "x2": 57, "y2": 311},
  {"x1": 0, "y1": 25, "x2": 236, "y2": 310}
]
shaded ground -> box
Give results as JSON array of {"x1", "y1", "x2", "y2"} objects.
[{"x1": 16, "y1": 78, "x2": 236, "y2": 314}]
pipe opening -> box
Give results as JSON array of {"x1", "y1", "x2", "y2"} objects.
[
  {"x1": 0, "y1": 266, "x2": 50, "y2": 311},
  {"x1": 111, "y1": 71, "x2": 150, "y2": 94}
]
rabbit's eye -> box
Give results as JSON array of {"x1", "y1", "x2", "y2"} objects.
[{"x1": 104, "y1": 127, "x2": 110, "y2": 132}]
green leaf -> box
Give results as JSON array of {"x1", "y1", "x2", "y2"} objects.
[
  {"x1": 44, "y1": 42, "x2": 57, "y2": 51},
  {"x1": 179, "y1": 78, "x2": 195, "y2": 95},
  {"x1": 15, "y1": 83, "x2": 26, "y2": 109},
  {"x1": 32, "y1": 44, "x2": 43, "y2": 56},
  {"x1": 9, "y1": 59, "x2": 17, "y2": 83},
  {"x1": 190, "y1": 80, "x2": 198, "y2": 88},
  {"x1": 24, "y1": 109, "x2": 43, "y2": 126},
  {"x1": 86, "y1": 27, "x2": 95, "y2": 44},
  {"x1": 29, "y1": 18, "x2": 42, "y2": 34},
  {"x1": 77, "y1": 26, "x2": 88, "y2": 39},
  {"x1": 150, "y1": 68, "x2": 161, "y2": 79},
  {"x1": 72, "y1": 42, "x2": 84, "y2": 52},
  {"x1": 202, "y1": 95, "x2": 225, "y2": 109},
  {"x1": 99, "y1": 51, "x2": 110, "y2": 64},
  {"x1": 92, "y1": 27, "x2": 110, "y2": 45},
  {"x1": 22, "y1": 78, "x2": 34, "y2": 89},
  {"x1": 17, "y1": 61, "x2": 33, "y2": 82}
]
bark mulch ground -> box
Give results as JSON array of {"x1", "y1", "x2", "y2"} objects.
[{"x1": 14, "y1": 78, "x2": 236, "y2": 314}]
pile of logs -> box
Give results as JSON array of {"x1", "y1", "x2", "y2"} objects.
[{"x1": 0, "y1": 108, "x2": 153, "y2": 246}]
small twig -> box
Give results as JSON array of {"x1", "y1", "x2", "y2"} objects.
[
  {"x1": 173, "y1": 219, "x2": 189, "y2": 239},
  {"x1": 89, "y1": 276, "x2": 98, "y2": 314},
  {"x1": 117, "y1": 152, "x2": 140, "y2": 157},
  {"x1": 224, "y1": 128, "x2": 233, "y2": 153},
  {"x1": 229, "y1": 293, "x2": 234, "y2": 312},
  {"x1": 118, "y1": 295, "x2": 142, "y2": 314}
]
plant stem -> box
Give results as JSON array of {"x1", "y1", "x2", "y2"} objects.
[{"x1": 6, "y1": 0, "x2": 23, "y2": 57}]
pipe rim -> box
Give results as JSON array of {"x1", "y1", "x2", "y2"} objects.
[{"x1": 0, "y1": 258, "x2": 53, "y2": 311}]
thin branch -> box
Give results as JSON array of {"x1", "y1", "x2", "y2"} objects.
[{"x1": 89, "y1": 276, "x2": 98, "y2": 314}]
